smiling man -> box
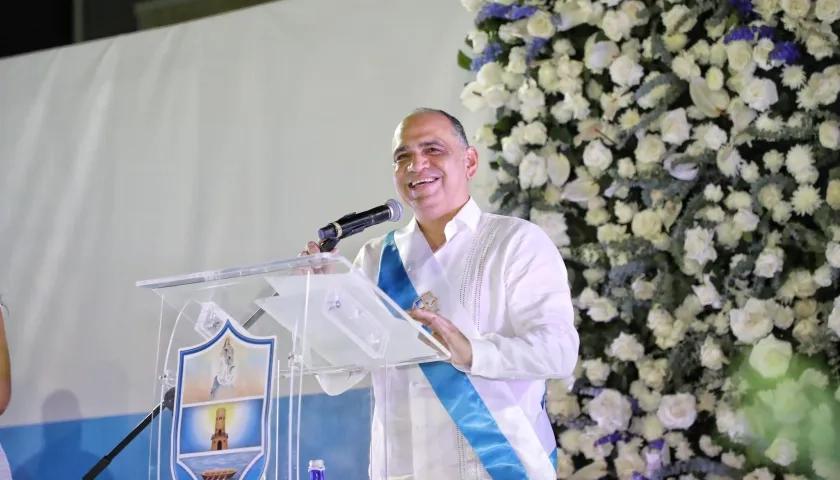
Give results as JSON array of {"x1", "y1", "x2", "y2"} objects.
[{"x1": 309, "y1": 108, "x2": 579, "y2": 480}]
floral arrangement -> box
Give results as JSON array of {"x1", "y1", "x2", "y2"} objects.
[{"x1": 458, "y1": 0, "x2": 840, "y2": 478}]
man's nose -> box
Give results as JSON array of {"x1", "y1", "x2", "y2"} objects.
[{"x1": 407, "y1": 154, "x2": 430, "y2": 172}]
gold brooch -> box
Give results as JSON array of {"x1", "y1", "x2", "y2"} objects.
[{"x1": 413, "y1": 291, "x2": 440, "y2": 314}]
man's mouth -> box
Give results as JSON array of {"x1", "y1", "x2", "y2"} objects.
[{"x1": 408, "y1": 177, "x2": 439, "y2": 189}]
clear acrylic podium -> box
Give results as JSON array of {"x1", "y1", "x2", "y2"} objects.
[{"x1": 136, "y1": 253, "x2": 450, "y2": 479}]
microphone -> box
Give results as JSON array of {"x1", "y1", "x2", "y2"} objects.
[{"x1": 317, "y1": 199, "x2": 403, "y2": 251}]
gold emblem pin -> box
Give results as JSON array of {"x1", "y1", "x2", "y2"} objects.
[{"x1": 413, "y1": 291, "x2": 440, "y2": 314}]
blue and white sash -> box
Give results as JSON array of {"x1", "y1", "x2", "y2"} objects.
[{"x1": 377, "y1": 229, "x2": 558, "y2": 479}]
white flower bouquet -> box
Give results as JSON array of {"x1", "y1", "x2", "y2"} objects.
[{"x1": 459, "y1": 0, "x2": 840, "y2": 478}]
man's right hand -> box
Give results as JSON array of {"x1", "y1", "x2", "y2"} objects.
[
  {"x1": 297, "y1": 241, "x2": 339, "y2": 274},
  {"x1": 298, "y1": 241, "x2": 338, "y2": 257}
]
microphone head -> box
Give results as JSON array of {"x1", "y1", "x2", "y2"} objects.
[{"x1": 385, "y1": 199, "x2": 403, "y2": 222}]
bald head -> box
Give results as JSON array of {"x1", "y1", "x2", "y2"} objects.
[
  {"x1": 391, "y1": 108, "x2": 479, "y2": 226},
  {"x1": 393, "y1": 108, "x2": 470, "y2": 151}
]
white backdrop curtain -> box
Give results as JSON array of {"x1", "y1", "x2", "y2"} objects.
[{"x1": 0, "y1": 0, "x2": 494, "y2": 477}]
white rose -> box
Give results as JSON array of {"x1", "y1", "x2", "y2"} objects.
[
  {"x1": 684, "y1": 227, "x2": 717, "y2": 266},
  {"x1": 657, "y1": 393, "x2": 698, "y2": 430},
  {"x1": 530, "y1": 209, "x2": 570, "y2": 247},
  {"x1": 460, "y1": 0, "x2": 485, "y2": 13},
  {"x1": 475, "y1": 125, "x2": 497, "y2": 146},
  {"x1": 806, "y1": 34, "x2": 833, "y2": 60},
  {"x1": 754, "y1": 246, "x2": 784, "y2": 277},
  {"x1": 733, "y1": 209, "x2": 759, "y2": 232},
  {"x1": 617, "y1": 157, "x2": 636, "y2": 178},
  {"x1": 662, "y1": 5, "x2": 696, "y2": 33},
  {"x1": 750, "y1": 334, "x2": 792, "y2": 378},
  {"x1": 635, "y1": 134, "x2": 666, "y2": 165},
  {"x1": 701, "y1": 124, "x2": 728, "y2": 150},
  {"x1": 827, "y1": 179, "x2": 840, "y2": 209},
  {"x1": 689, "y1": 78, "x2": 729, "y2": 118},
  {"x1": 830, "y1": 304, "x2": 840, "y2": 337},
  {"x1": 614, "y1": 200, "x2": 637, "y2": 224},
  {"x1": 781, "y1": 0, "x2": 812, "y2": 18},
  {"x1": 582, "y1": 358, "x2": 612, "y2": 385},
  {"x1": 827, "y1": 242, "x2": 840, "y2": 268},
  {"x1": 740, "y1": 77, "x2": 779, "y2": 112},
  {"x1": 601, "y1": 10, "x2": 633, "y2": 42},
  {"x1": 692, "y1": 275, "x2": 721, "y2": 308},
  {"x1": 559, "y1": 429, "x2": 581, "y2": 454},
  {"x1": 588, "y1": 297, "x2": 619, "y2": 322},
  {"x1": 609, "y1": 55, "x2": 644, "y2": 87},
  {"x1": 526, "y1": 11, "x2": 556, "y2": 39},
  {"x1": 583, "y1": 140, "x2": 614, "y2": 173},
  {"x1": 766, "y1": 436, "x2": 798, "y2": 467},
  {"x1": 562, "y1": 177, "x2": 600, "y2": 203},
  {"x1": 482, "y1": 84, "x2": 511, "y2": 109},
  {"x1": 609, "y1": 332, "x2": 645, "y2": 362},
  {"x1": 706, "y1": 66, "x2": 725, "y2": 91},
  {"x1": 467, "y1": 30, "x2": 488, "y2": 54},
  {"x1": 726, "y1": 41, "x2": 754, "y2": 72},
  {"x1": 588, "y1": 389, "x2": 633, "y2": 433},
  {"x1": 751, "y1": 39, "x2": 774, "y2": 71},
  {"x1": 637, "y1": 358, "x2": 668, "y2": 390},
  {"x1": 556, "y1": 451, "x2": 575, "y2": 479},
  {"x1": 730, "y1": 298, "x2": 774, "y2": 343},
  {"x1": 631, "y1": 209, "x2": 663, "y2": 239},
  {"x1": 476, "y1": 61, "x2": 505, "y2": 87},
  {"x1": 819, "y1": 120, "x2": 840, "y2": 150},
  {"x1": 522, "y1": 121, "x2": 548, "y2": 145},
  {"x1": 585, "y1": 41, "x2": 620, "y2": 72},
  {"x1": 815, "y1": 0, "x2": 840, "y2": 22},
  {"x1": 519, "y1": 152, "x2": 548, "y2": 189},
  {"x1": 632, "y1": 277, "x2": 656, "y2": 300},
  {"x1": 460, "y1": 81, "x2": 486, "y2": 112},
  {"x1": 660, "y1": 108, "x2": 691, "y2": 145},
  {"x1": 639, "y1": 415, "x2": 665, "y2": 440},
  {"x1": 700, "y1": 336, "x2": 727, "y2": 370}
]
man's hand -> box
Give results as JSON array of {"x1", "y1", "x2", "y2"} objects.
[
  {"x1": 297, "y1": 241, "x2": 339, "y2": 274},
  {"x1": 408, "y1": 308, "x2": 473, "y2": 368}
]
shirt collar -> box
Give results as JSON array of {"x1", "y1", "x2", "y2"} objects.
[{"x1": 406, "y1": 197, "x2": 482, "y2": 235}]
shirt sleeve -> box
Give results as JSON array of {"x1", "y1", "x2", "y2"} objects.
[{"x1": 457, "y1": 222, "x2": 580, "y2": 381}]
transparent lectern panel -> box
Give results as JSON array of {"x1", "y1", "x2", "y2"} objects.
[{"x1": 136, "y1": 253, "x2": 449, "y2": 480}]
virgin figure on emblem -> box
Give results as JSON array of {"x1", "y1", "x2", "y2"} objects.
[{"x1": 210, "y1": 337, "x2": 236, "y2": 399}]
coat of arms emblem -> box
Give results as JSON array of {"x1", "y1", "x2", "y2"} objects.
[{"x1": 170, "y1": 308, "x2": 275, "y2": 480}]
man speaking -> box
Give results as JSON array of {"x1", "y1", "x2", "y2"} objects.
[{"x1": 303, "y1": 108, "x2": 579, "y2": 480}]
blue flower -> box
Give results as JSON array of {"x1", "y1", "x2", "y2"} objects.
[
  {"x1": 728, "y1": 0, "x2": 755, "y2": 16},
  {"x1": 470, "y1": 42, "x2": 503, "y2": 72},
  {"x1": 757, "y1": 25, "x2": 776, "y2": 40},
  {"x1": 476, "y1": 2, "x2": 538, "y2": 23},
  {"x1": 724, "y1": 24, "x2": 776, "y2": 44},
  {"x1": 724, "y1": 25, "x2": 755, "y2": 43},
  {"x1": 526, "y1": 38, "x2": 549, "y2": 63},
  {"x1": 770, "y1": 41, "x2": 801, "y2": 64}
]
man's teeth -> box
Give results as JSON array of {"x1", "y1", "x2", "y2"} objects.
[{"x1": 411, "y1": 178, "x2": 436, "y2": 187}]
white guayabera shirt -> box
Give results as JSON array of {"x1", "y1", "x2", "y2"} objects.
[{"x1": 319, "y1": 199, "x2": 579, "y2": 480}]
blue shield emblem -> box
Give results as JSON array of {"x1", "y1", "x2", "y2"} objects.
[{"x1": 171, "y1": 318, "x2": 275, "y2": 480}]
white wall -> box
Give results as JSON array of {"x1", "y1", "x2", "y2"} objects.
[{"x1": 0, "y1": 0, "x2": 494, "y2": 428}]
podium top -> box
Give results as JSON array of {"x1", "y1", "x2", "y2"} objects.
[
  {"x1": 137, "y1": 253, "x2": 450, "y2": 375},
  {"x1": 136, "y1": 253, "x2": 352, "y2": 290}
]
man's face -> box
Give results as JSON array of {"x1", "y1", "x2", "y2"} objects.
[{"x1": 392, "y1": 112, "x2": 478, "y2": 220}]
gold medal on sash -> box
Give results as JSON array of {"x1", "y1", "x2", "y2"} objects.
[{"x1": 412, "y1": 291, "x2": 440, "y2": 314}]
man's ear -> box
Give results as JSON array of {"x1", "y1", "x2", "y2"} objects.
[{"x1": 465, "y1": 146, "x2": 479, "y2": 179}]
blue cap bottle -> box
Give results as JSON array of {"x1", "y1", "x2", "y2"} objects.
[{"x1": 308, "y1": 459, "x2": 326, "y2": 480}]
